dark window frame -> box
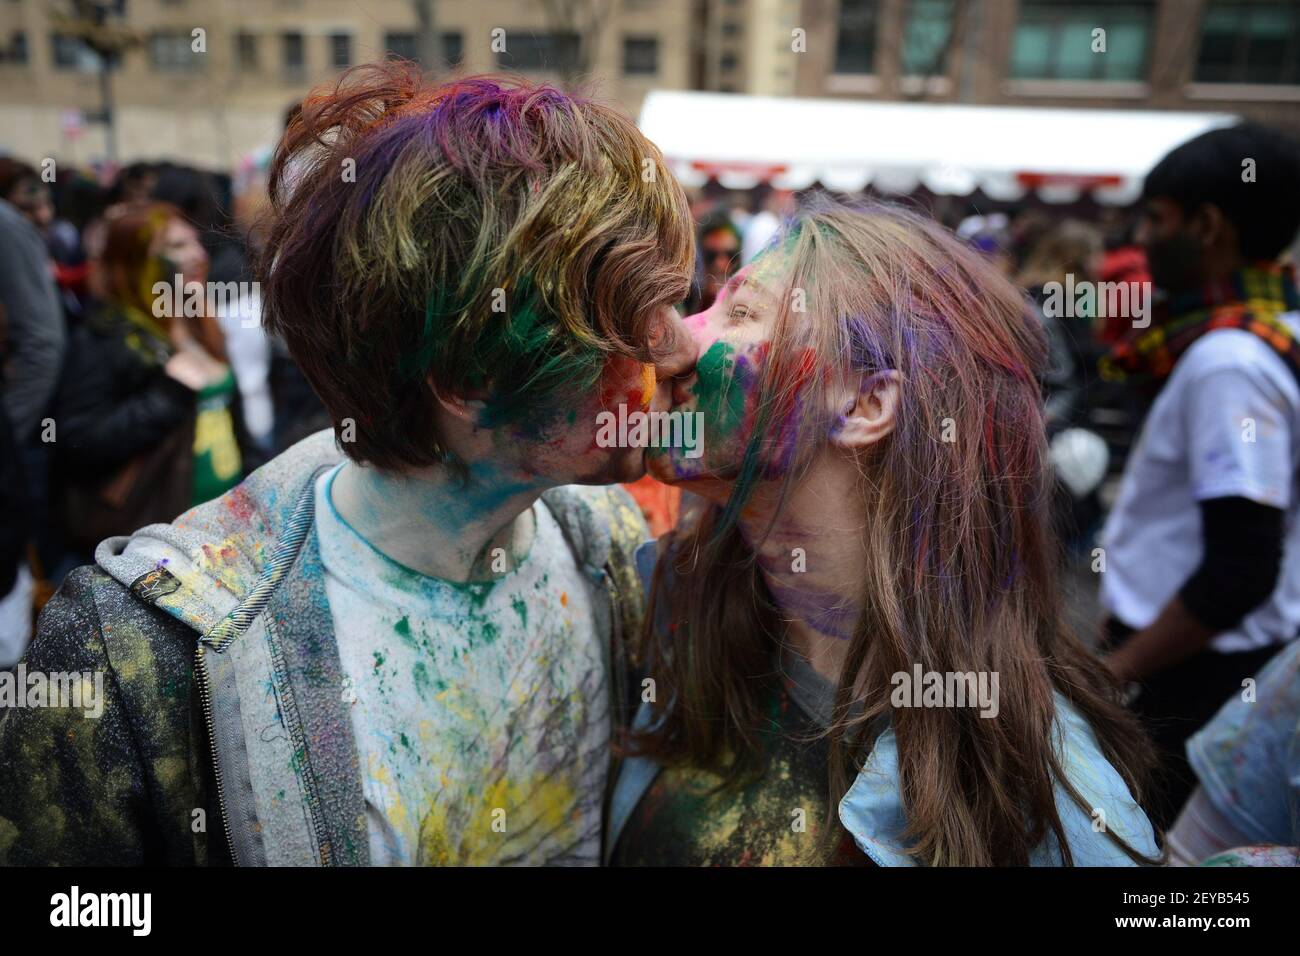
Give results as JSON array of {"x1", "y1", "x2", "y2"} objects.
[
  {"x1": 282, "y1": 31, "x2": 305, "y2": 79},
  {"x1": 149, "y1": 30, "x2": 203, "y2": 73},
  {"x1": 834, "y1": 0, "x2": 878, "y2": 75},
  {"x1": 236, "y1": 31, "x2": 257, "y2": 70},
  {"x1": 623, "y1": 35, "x2": 658, "y2": 75},
  {"x1": 494, "y1": 30, "x2": 581, "y2": 73},
  {"x1": 1195, "y1": 1, "x2": 1300, "y2": 85},
  {"x1": 1010, "y1": 0, "x2": 1155, "y2": 82}
]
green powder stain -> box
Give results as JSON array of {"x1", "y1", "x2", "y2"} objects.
[
  {"x1": 694, "y1": 341, "x2": 746, "y2": 437},
  {"x1": 511, "y1": 595, "x2": 528, "y2": 629},
  {"x1": 373, "y1": 650, "x2": 385, "y2": 670},
  {"x1": 394, "y1": 615, "x2": 416, "y2": 648},
  {"x1": 476, "y1": 619, "x2": 501, "y2": 647},
  {"x1": 413, "y1": 660, "x2": 432, "y2": 698}
]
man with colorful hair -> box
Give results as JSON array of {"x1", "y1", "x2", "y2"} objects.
[{"x1": 0, "y1": 63, "x2": 696, "y2": 866}]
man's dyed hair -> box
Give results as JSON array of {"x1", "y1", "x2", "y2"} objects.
[{"x1": 261, "y1": 62, "x2": 693, "y2": 470}]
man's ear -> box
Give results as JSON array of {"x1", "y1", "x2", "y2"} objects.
[
  {"x1": 429, "y1": 374, "x2": 487, "y2": 425},
  {"x1": 1192, "y1": 203, "x2": 1227, "y2": 248},
  {"x1": 830, "y1": 370, "x2": 901, "y2": 450}
]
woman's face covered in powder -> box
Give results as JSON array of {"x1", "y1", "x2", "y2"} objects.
[{"x1": 646, "y1": 250, "x2": 808, "y2": 493}]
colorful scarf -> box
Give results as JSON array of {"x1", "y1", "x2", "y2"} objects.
[{"x1": 1099, "y1": 263, "x2": 1300, "y2": 388}]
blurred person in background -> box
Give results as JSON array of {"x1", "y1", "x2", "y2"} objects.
[
  {"x1": 152, "y1": 163, "x2": 274, "y2": 454},
  {"x1": 1096, "y1": 208, "x2": 1152, "y2": 347},
  {"x1": 956, "y1": 211, "x2": 1014, "y2": 278},
  {"x1": 0, "y1": 182, "x2": 65, "y2": 661},
  {"x1": 1016, "y1": 221, "x2": 1106, "y2": 553},
  {"x1": 1016, "y1": 220, "x2": 1103, "y2": 433},
  {"x1": 51, "y1": 201, "x2": 245, "y2": 560},
  {"x1": 1099, "y1": 122, "x2": 1300, "y2": 832},
  {"x1": 0, "y1": 157, "x2": 54, "y2": 235},
  {"x1": 44, "y1": 163, "x2": 103, "y2": 327},
  {"x1": 690, "y1": 210, "x2": 742, "y2": 313},
  {"x1": 0, "y1": 395, "x2": 29, "y2": 669},
  {"x1": 740, "y1": 184, "x2": 794, "y2": 264}
]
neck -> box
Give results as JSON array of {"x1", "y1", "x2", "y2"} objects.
[
  {"x1": 330, "y1": 457, "x2": 548, "y2": 583},
  {"x1": 734, "y1": 451, "x2": 868, "y2": 681}
]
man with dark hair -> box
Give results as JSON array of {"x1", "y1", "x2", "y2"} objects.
[
  {"x1": 1100, "y1": 121, "x2": 1300, "y2": 831},
  {"x1": 0, "y1": 65, "x2": 695, "y2": 866}
]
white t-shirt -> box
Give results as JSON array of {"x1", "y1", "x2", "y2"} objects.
[
  {"x1": 1101, "y1": 315, "x2": 1300, "y2": 653},
  {"x1": 314, "y1": 464, "x2": 609, "y2": 865}
]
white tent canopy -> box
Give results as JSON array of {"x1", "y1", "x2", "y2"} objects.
[{"x1": 638, "y1": 91, "x2": 1240, "y2": 205}]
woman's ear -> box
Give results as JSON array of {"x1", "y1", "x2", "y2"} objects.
[{"x1": 830, "y1": 370, "x2": 901, "y2": 450}]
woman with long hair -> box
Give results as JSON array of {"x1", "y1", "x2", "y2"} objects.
[
  {"x1": 608, "y1": 200, "x2": 1160, "y2": 866},
  {"x1": 52, "y1": 201, "x2": 245, "y2": 555}
]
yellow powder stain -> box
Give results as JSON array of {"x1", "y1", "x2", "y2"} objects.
[
  {"x1": 416, "y1": 772, "x2": 579, "y2": 866},
  {"x1": 639, "y1": 363, "x2": 656, "y2": 410}
]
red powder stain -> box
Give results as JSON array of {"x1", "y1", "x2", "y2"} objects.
[
  {"x1": 598, "y1": 357, "x2": 647, "y2": 412},
  {"x1": 224, "y1": 487, "x2": 255, "y2": 523}
]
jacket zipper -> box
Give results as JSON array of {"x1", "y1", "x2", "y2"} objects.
[{"x1": 195, "y1": 642, "x2": 239, "y2": 865}]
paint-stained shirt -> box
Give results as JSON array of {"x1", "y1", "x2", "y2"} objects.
[
  {"x1": 315, "y1": 464, "x2": 609, "y2": 865},
  {"x1": 611, "y1": 648, "x2": 873, "y2": 866}
]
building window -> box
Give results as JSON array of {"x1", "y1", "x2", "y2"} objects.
[
  {"x1": 384, "y1": 31, "x2": 462, "y2": 67},
  {"x1": 1197, "y1": 1, "x2": 1300, "y2": 85},
  {"x1": 51, "y1": 32, "x2": 101, "y2": 72},
  {"x1": 282, "y1": 31, "x2": 305, "y2": 79},
  {"x1": 720, "y1": 52, "x2": 738, "y2": 72},
  {"x1": 150, "y1": 32, "x2": 202, "y2": 72},
  {"x1": 384, "y1": 31, "x2": 418, "y2": 62},
  {"x1": 721, "y1": 20, "x2": 742, "y2": 38},
  {"x1": 834, "y1": 0, "x2": 877, "y2": 74},
  {"x1": 1010, "y1": 1, "x2": 1153, "y2": 82},
  {"x1": 495, "y1": 31, "x2": 581, "y2": 73},
  {"x1": 443, "y1": 31, "x2": 463, "y2": 66},
  {"x1": 236, "y1": 31, "x2": 257, "y2": 70},
  {"x1": 1, "y1": 31, "x2": 27, "y2": 64},
  {"x1": 902, "y1": 0, "x2": 955, "y2": 76},
  {"x1": 330, "y1": 32, "x2": 352, "y2": 69},
  {"x1": 623, "y1": 36, "x2": 658, "y2": 75}
]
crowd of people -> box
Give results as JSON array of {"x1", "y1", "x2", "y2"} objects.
[
  {"x1": 0, "y1": 151, "x2": 332, "y2": 666},
  {"x1": 1, "y1": 62, "x2": 1299, "y2": 867}
]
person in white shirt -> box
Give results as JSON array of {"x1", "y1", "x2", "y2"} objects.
[{"x1": 1100, "y1": 122, "x2": 1300, "y2": 831}]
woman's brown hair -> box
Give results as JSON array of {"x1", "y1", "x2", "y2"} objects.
[{"x1": 633, "y1": 200, "x2": 1158, "y2": 866}]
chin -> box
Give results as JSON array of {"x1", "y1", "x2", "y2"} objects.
[{"x1": 570, "y1": 447, "x2": 646, "y2": 486}]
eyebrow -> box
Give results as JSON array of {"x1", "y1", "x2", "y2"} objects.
[{"x1": 722, "y1": 268, "x2": 749, "y2": 297}]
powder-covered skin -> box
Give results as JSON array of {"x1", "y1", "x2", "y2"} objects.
[
  {"x1": 647, "y1": 258, "x2": 865, "y2": 643},
  {"x1": 315, "y1": 465, "x2": 608, "y2": 865}
]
